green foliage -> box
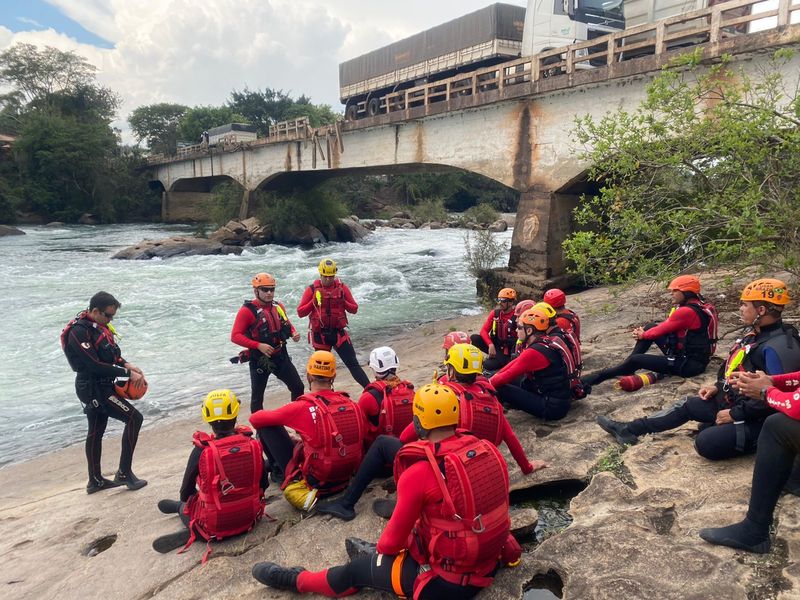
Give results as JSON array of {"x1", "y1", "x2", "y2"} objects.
[
  {"x1": 255, "y1": 188, "x2": 346, "y2": 233},
  {"x1": 587, "y1": 445, "x2": 635, "y2": 487},
  {"x1": 178, "y1": 105, "x2": 247, "y2": 144},
  {"x1": 128, "y1": 103, "x2": 188, "y2": 156},
  {"x1": 463, "y1": 229, "x2": 508, "y2": 278},
  {"x1": 318, "y1": 175, "x2": 383, "y2": 216},
  {"x1": 206, "y1": 181, "x2": 244, "y2": 227},
  {"x1": 567, "y1": 51, "x2": 800, "y2": 283},
  {"x1": 227, "y1": 88, "x2": 338, "y2": 136},
  {"x1": 387, "y1": 171, "x2": 518, "y2": 213},
  {"x1": 410, "y1": 198, "x2": 449, "y2": 223},
  {"x1": 462, "y1": 203, "x2": 499, "y2": 225}
]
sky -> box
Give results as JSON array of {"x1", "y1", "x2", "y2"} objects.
[{"x1": 0, "y1": 0, "x2": 527, "y2": 142}]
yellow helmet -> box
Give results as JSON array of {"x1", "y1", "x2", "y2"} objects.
[
  {"x1": 740, "y1": 278, "x2": 790, "y2": 305},
  {"x1": 532, "y1": 302, "x2": 556, "y2": 318},
  {"x1": 283, "y1": 479, "x2": 318, "y2": 511},
  {"x1": 413, "y1": 383, "x2": 460, "y2": 430},
  {"x1": 307, "y1": 350, "x2": 336, "y2": 378},
  {"x1": 202, "y1": 389, "x2": 240, "y2": 423},
  {"x1": 318, "y1": 258, "x2": 337, "y2": 277},
  {"x1": 445, "y1": 343, "x2": 483, "y2": 375}
]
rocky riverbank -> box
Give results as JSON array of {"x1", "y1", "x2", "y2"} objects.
[{"x1": 2, "y1": 274, "x2": 797, "y2": 599}]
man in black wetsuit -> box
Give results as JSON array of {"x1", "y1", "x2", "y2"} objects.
[{"x1": 62, "y1": 291, "x2": 147, "y2": 493}]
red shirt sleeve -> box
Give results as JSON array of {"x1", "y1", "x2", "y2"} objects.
[
  {"x1": 500, "y1": 414, "x2": 532, "y2": 472},
  {"x1": 399, "y1": 422, "x2": 418, "y2": 443},
  {"x1": 342, "y1": 284, "x2": 359, "y2": 314},
  {"x1": 489, "y1": 347, "x2": 550, "y2": 389},
  {"x1": 640, "y1": 306, "x2": 700, "y2": 340},
  {"x1": 771, "y1": 372, "x2": 800, "y2": 392},
  {"x1": 297, "y1": 285, "x2": 315, "y2": 318},
  {"x1": 249, "y1": 401, "x2": 315, "y2": 436},
  {"x1": 357, "y1": 389, "x2": 380, "y2": 421},
  {"x1": 479, "y1": 312, "x2": 495, "y2": 347},
  {"x1": 231, "y1": 305, "x2": 259, "y2": 350},
  {"x1": 766, "y1": 386, "x2": 800, "y2": 419},
  {"x1": 376, "y1": 461, "x2": 440, "y2": 555}
]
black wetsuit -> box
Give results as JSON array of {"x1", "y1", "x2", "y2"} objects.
[{"x1": 64, "y1": 315, "x2": 143, "y2": 481}]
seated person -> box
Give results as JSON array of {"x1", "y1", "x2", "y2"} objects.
[
  {"x1": 358, "y1": 346, "x2": 415, "y2": 448},
  {"x1": 250, "y1": 351, "x2": 366, "y2": 512},
  {"x1": 470, "y1": 288, "x2": 518, "y2": 371},
  {"x1": 544, "y1": 288, "x2": 581, "y2": 343},
  {"x1": 253, "y1": 383, "x2": 523, "y2": 599},
  {"x1": 152, "y1": 389, "x2": 268, "y2": 558}
]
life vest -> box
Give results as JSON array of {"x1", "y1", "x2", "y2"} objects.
[
  {"x1": 490, "y1": 308, "x2": 516, "y2": 354},
  {"x1": 243, "y1": 300, "x2": 293, "y2": 347},
  {"x1": 551, "y1": 326, "x2": 582, "y2": 373},
  {"x1": 285, "y1": 390, "x2": 365, "y2": 494},
  {"x1": 556, "y1": 308, "x2": 581, "y2": 342},
  {"x1": 61, "y1": 312, "x2": 121, "y2": 374},
  {"x1": 527, "y1": 335, "x2": 583, "y2": 400},
  {"x1": 364, "y1": 379, "x2": 415, "y2": 445},
  {"x1": 394, "y1": 433, "x2": 511, "y2": 594},
  {"x1": 309, "y1": 280, "x2": 348, "y2": 331},
  {"x1": 669, "y1": 300, "x2": 718, "y2": 361},
  {"x1": 444, "y1": 379, "x2": 504, "y2": 446},
  {"x1": 181, "y1": 426, "x2": 265, "y2": 563}
]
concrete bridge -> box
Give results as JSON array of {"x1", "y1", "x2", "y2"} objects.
[{"x1": 147, "y1": 0, "x2": 800, "y2": 289}]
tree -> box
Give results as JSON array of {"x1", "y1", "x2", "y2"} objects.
[
  {"x1": 177, "y1": 105, "x2": 246, "y2": 144},
  {"x1": 565, "y1": 49, "x2": 800, "y2": 284},
  {"x1": 128, "y1": 103, "x2": 188, "y2": 156},
  {"x1": 228, "y1": 87, "x2": 294, "y2": 136}
]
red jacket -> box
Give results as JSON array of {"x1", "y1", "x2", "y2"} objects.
[
  {"x1": 640, "y1": 305, "x2": 702, "y2": 340},
  {"x1": 297, "y1": 280, "x2": 359, "y2": 319},
  {"x1": 231, "y1": 299, "x2": 297, "y2": 350},
  {"x1": 765, "y1": 372, "x2": 800, "y2": 419},
  {"x1": 479, "y1": 307, "x2": 516, "y2": 348},
  {"x1": 489, "y1": 346, "x2": 551, "y2": 389}
]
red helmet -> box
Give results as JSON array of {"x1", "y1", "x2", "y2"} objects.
[
  {"x1": 543, "y1": 289, "x2": 566, "y2": 308},
  {"x1": 115, "y1": 377, "x2": 148, "y2": 400},
  {"x1": 514, "y1": 299, "x2": 535, "y2": 317},
  {"x1": 442, "y1": 331, "x2": 470, "y2": 350},
  {"x1": 668, "y1": 275, "x2": 700, "y2": 294}
]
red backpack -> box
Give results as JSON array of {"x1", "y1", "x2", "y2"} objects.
[
  {"x1": 365, "y1": 380, "x2": 415, "y2": 443},
  {"x1": 180, "y1": 427, "x2": 265, "y2": 562},
  {"x1": 394, "y1": 434, "x2": 511, "y2": 592},
  {"x1": 286, "y1": 391, "x2": 365, "y2": 494},
  {"x1": 445, "y1": 380, "x2": 504, "y2": 446},
  {"x1": 557, "y1": 308, "x2": 582, "y2": 341}
]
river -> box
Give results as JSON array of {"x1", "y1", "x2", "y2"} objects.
[{"x1": 0, "y1": 223, "x2": 511, "y2": 467}]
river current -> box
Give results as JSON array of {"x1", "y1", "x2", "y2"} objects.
[{"x1": 0, "y1": 223, "x2": 511, "y2": 467}]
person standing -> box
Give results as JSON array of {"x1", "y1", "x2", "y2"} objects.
[
  {"x1": 297, "y1": 258, "x2": 370, "y2": 388},
  {"x1": 61, "y1": 291, "x2": 147, "y2": 493},
  {"x1": 230, "y1": 272, "x2": 304, "y2": 412}
]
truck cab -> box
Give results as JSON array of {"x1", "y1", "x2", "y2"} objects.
[{"x1": 522, "y1": 0, "x2": 625, "y2": 56}]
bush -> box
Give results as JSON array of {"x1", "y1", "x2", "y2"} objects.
[
  {"x1": 255, "y1": 187, "x2": 346, "y2": 232},
  {"x1": 462, "y1": 203, "x2": 499, "y2": 225},
  {"x1": 411, "y1": 198, "x2": 449, "y2": 223},
  {"x1": 206, "y1": 181, "x2": 243, "y2": 227},
  {"x1": 463, "y1": 229, "x2": 508, "y2": 278}
]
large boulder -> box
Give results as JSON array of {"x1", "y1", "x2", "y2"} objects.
[
  {"x1": 488, "y1": 219, "x2": 508, "y2": 232},
  {"x1": 0, "y1": 225, "x2": 25, "y2": 236},
  {"x1": 112, "y1": 237, "x2": 243, "y2": 259},
  {"x1": 272, "y1": 224, "x2": 326, "y2": 245},
  {"x1": 77, "y1": 213, "x2": 98, "y2": 225},
  {"x1": 334, "y1": 217, "x2": 370, "y2": 242}
]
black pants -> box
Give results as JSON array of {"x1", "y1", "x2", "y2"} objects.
[
  {"x1": 469, "y1": 334, "x2": 512, "y2": 372},
  {"x1": 339, "y1": 435, "x2": 401, "y2": 508},
  {"x1": 333, "y1": 338, "x2": 371, "y2": 388},
  {"x1": 249, "y1": 348, "x2": 304, "y2": 413},
  {"x1": 256, "y1": 425, "x2": 295, "y2": 484},
  {"x1": 77, "y1": 378, "x2": 143, "y2": 479},
  {"x1": 583, "y1": 323, "x2": 708, "y2": 386},
  {"x1": 626, "y1": 395, "x2": 763, "y2": 460},
  {"x1": 496, "y1": 384, "x2": 571, "y2": 421},
  {"x1": 324, "y1": 552, "x2": 484, "y2": 599},
  {"x1": 747, "y1": 413, "x2": 800, "y2": 528}
]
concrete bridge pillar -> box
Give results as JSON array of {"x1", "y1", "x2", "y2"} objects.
[
  {"x1": 238, "y1": 189, "x2": 252, "y2": 221},
  {"x1": 161, "y1": 190, "x2": 214, "y2": 223}
]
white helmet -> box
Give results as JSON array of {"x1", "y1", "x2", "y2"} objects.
[{"x1": 369, "y1": 346, "x2": 399, "y2": 373}]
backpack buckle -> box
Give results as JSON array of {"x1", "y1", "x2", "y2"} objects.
[
  {"x1": 471, "y1": 514, "x2": 485, "y2": 533},
  {"x1": 220, "y1": 480, "x2": 234, "y2": 495}
]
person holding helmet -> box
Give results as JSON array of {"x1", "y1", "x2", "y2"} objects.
[
  {"x1": 253, "y1": 383, "x2": 521, "y2": 599},
  {"x1": 597, "y1": 278, "x2": 800, "y2": 460},
  {"x1": 297, "y1": 258, "x2": 370, "y2": 388},
  {"x1": 582, "y1": 275, "x2": 718, "y2": 390},
  {"x1": 471, "y1": 287, "x2": 518, "y2": 371},
  {"x1": 358, "y1": 347, "x2": 415, "y2": 448},
  {"x1": 61, "y1": 291, "x2": 147, "y2": 493},
  {"x1": 230, "y1": 272, "x2": 304, "y2": 412},
  {"x1": 152, "y1": 390, "x2": 268, "y2": 557},
  {"x1": 250, "y1": 351, "x2": 365, "y2": 512},
  {"x1": 543, "y1": 289, "x2": 581, "y2": 342},
  {"x1": 489, "y1": 305, "x2": 575, "y2": 420}
]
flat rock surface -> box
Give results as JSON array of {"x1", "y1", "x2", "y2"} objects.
[{"x1": 1, "y1": 273, "x2": 797, "y2": 599}]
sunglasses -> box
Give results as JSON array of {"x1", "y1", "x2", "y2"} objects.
[
  {"x1": 102, "y1": 311, "x2": 115, "y2": 320},
  {"x1": 498, "y1": 298, "x2": 513, "y2": 303},
  {"x1": 258, "y1": 287, "x2": 275, "y2": 293}
]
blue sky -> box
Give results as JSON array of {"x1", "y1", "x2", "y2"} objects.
[{"x1": 0, "y1": 0, "x2": 113, "y2": 48}]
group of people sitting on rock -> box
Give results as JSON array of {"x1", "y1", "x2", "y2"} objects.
[{"x1": 65, "y1": 269, "x2": 800, "y2": 598}]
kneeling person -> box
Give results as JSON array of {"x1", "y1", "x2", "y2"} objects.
[
  {"x1": 253, "y1": 383, "x2": 522, "y2": 599},
  {"x1": 250, "y1": 351, "x2": 365, "y2": 511},
  {"x1": 153, "y1": 390, "x2": 268, "y2": 559},
  {"x1": 358, "y1": 346, "x2": 415, "y2": 448}
]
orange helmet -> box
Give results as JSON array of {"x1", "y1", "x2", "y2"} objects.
[
  {"x1": 497, "y1": 288, "x2": 517, "y2": 301},
  {"x1": 668, "y1": 275, "x2": 700, "y2": 294},
  {"x1": 543, "y1": 289, "x2": 566, "y2": 308},
  {"x1": 442, "y1": 331, "x2": 470, "y2": 350},
  {"x1": 252, "y1": 273, "x2": 276, "y2": 288},
  {"x1": 514, "y1": 299, "x2": 535, "y2": 317},
  {"x1": 740, "y1": 278, "x2": 790, "y2": 305},
  {"x1": 307, "y1": 350, "x2": 336, "y2": 377},
  {"x1": 519, "y1": 307, "x2": 551, "y2": 331},
  {"x1": 115, "y1": 377, "x2": 148, "y2": 400}
]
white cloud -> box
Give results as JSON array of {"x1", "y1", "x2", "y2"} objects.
[
  {"x1": 17, "y1": 17, "x2": 44, "y2": 28},
  {"x1": 3, "y1": 0, "x2": 525, "y2": 143}
]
